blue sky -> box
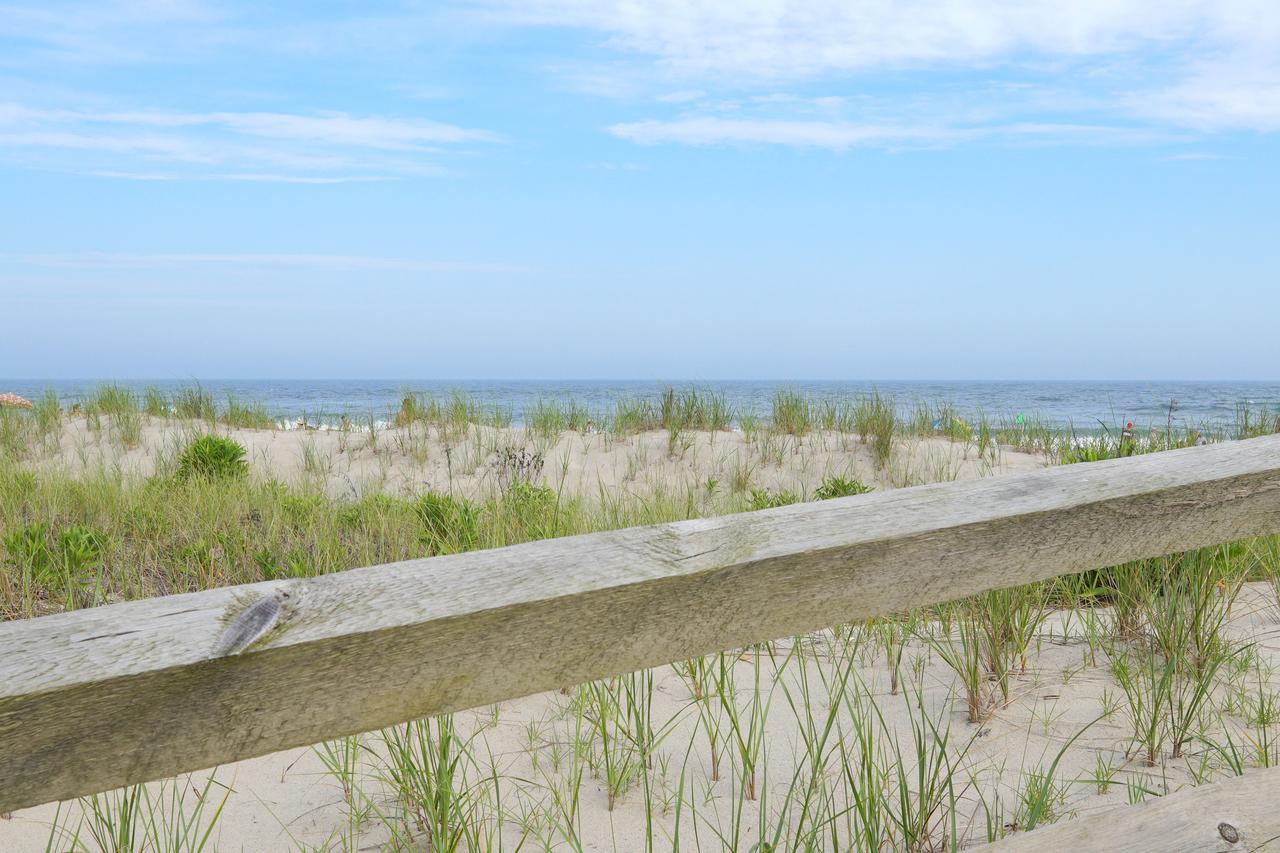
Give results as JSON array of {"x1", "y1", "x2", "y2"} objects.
[{"x1": 2, "y1": 1, "x2": 1278, "y2": 380}]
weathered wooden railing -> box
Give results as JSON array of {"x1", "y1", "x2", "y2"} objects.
[{"x1": 3, "y1": 434, "x2": 1280, "y2": 845}]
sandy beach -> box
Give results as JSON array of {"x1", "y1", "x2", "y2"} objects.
[
  {"x1": 28, "y1": 413, "x2": 1045, "y2": 502},
  {"x1": 3, "y1": 413, "x2": 1279, "y2": 850}
]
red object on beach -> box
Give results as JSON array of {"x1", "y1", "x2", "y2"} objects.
[{"x1": 0, "y1": 393, "x2": 33, "y2": 409}]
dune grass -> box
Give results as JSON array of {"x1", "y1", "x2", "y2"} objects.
[
  {"x1": 770, "y1": 389, "x2": 812, "y2": 436},
  {"x1": 221, "y1": 396, "x2": 274, "y2": 430},
  {"x1": 3, "y1": 389, "x2": 1280, "y2": 850}
]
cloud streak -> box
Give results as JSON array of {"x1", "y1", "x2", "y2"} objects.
[
  {"x1": 7, "y1": 252, "x2": 523, "y2": 273},
  {"x1": 608, "y1": 116, "x2": 1181, "y2": 151},
  {"x1": 0, "y1": 103, "x2": 493, "y2": 180},
  {"x1": 494, "y1": 0, "x2": 1280, "y2": 142},
  {"x1": 493, "y1": 1, "x2": 1268, "y2": 80}
]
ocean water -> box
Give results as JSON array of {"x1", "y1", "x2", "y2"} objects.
[{"x1": 4, "y1": 379, "x2": 1279, "y2": 433}]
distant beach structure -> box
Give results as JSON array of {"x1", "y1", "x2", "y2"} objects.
[{"x1": 0, "y1": 392, "x2": 32, "y2": 409}]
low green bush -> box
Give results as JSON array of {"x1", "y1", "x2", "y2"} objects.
[
  {"x1": 748, "y1": 488, "x2": 800, "y2": 510},
  {"x1": 176, "y1": 435, "x2": 249, "y2": 481},
  {"x1": 815, "y1": 476, "x2": 873, "y2": 500}
]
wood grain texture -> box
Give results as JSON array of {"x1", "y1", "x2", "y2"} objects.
[
  {"x1": 3, "y1": 435, "x2": 1280, "y2": 812},
  {"x1": 979, "y1": 767, "x2": 1280, "y2": 851}
]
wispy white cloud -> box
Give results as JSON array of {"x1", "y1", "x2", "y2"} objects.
[
  {"x1": 1160, "y1": 152, "x2": 1224, "y2": 161},
  {"x1": 78, "y1": 109, "x2": 493, "y2": 147},
  {"x1": 656, "y1": 90, "x2": 705, "y2": 104},
  {"x1": 610, "y1": 118, "x2": 959, "y2": 149},
  {"x1": 489, "y1": 1, "x2": 1258, "y2": 78},
  {"x1": 1137, "y1": 57, "x2": 1280, "y2": 132},
  {"x1": 4, "y1": 0, "x2": 1278, "y2": 164},
  {"x1": 7, "y1": 252, "x2": 523, "y2": 273},
  {"x1": 608, "y1": 116, "x2": 1178, "y2": 150},
  {"x1": 0, "y1": 0, "x2": 223, "y2": 63},
  {"x1": 0, "y1": 102, "x2": 493, "y2": 179},
  {"x1": 217, "y1": 173, "x2": 395, "y2": 184},
  {"x1": 489, "y1": 0, "x2": 1280, "y2": 142}
]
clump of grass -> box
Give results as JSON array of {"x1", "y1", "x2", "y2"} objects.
[
  {"x1": 996, "y1": 413, "x2": 1057, "y2": 456},
  {"x1": 90, "y1": 383, "x2": 139, "y2": 418},
  {"x1": 1, "y1": 389, "x2": 67, "y2": 459},
  {"x1": 113, "y1": 406, "x2": 143, "y2": 449},
  {"x1": 143, "y1": 386, "x2": 170, "y2": 418},
  {"x1": 1235, "y1": 401, "x2": 1280, "y2": 439},
  {"x1": 747, "y1": 487, "x2": 800, "y2": 510},
  {"x1": 33, "y1": 389, "x2": 62, "y2": 437},
  {"x1": 853, "y1": 390, "x2": 897, "y2": 468},
  {"x1": 0, "y1": 408, "x2": 31, "y2": 461},
  {"x1": 2, "y1": 521, "x2": 109, "y2": 612},
  {"x1": 975, "y1": 413, "x2": 995, "y2": 460},
  {"x1": 715, "y1": 648, "x2": 774, "y2": 802},
  {"x1": 770, "y1": 389, "x2": 812, "y2": 435},
  {"x1": 374, "y1": 715, "x2": 497, "y2": 849},
  {"x1": 394, "y1": 392, "x2": 426, "y2": 427},
  {"x1": 528, "y1": 400, "x2": 566, "y2": 438},
  {"x1": 924, "y1": 600, "x2": 989, "y2": 722},
  {"x1": 814, "y1": 475, "x2": 872, "y2": 499},
  {"x1": 905, "y1": 400, "x2": 971, "y2": 441},
  {"x1": 529, "y1": 399, "x2": 592, "y2": 439},
  {"x1": 582, "y1": 678, "x2": 646, "y2": 810},
  {"x1": 612, "y1": 397, "x2": 661, "y2": 434},
  {"x1": 80, "y1": 386, "x2": 142, "y2": 448},
  {"x1": 1106, "y1": 547, "x2": 1243, "y2": 765},
  {"x1": 494, "y1": 481, "x2": 559, "y2": 543},
  {"x1": 839, "y1": 678, "x2": 970, "y2": 850},
  {"x1": 176, "y1": 435, "x2": 249, "y2": 481},
  {"x1": 221, "y1": 395, "x2": 274, "y2": 430},
  {"x1": 816, "y1": 398, "x2": 855, "y2": 432},
  {"x1": 46, "y1": 773, "x2": 231, "y2": 853},
  {"x1": 173, "y1": 384, "x2": 216, "y2": 421},
  {"x1": 653, "y1": 386, "x2": 732, "y2": 432},
  {"x1": 394, "y1": 390, "x2": 512, "y2": 438},
  {"x1": 923, "y1": 583, "x2": 1048, "y2": 722},
  {"x1": 416, "y1": 493, "x2": 480, "y2": 555}
]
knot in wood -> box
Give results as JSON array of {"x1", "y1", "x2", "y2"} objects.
[{"x1": 1218, "y1": 821, "x2": 1240, "y2": 844}]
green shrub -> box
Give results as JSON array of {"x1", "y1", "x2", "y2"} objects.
[
  {"x1": 3, "y1": 522, "x2": 107, "y2": 608},
  {"x1": 56, "y1": 524, "x2": 108, "y2": 606},
  {"x1": 814, "y1": 476, "x2": 872, "y2": 500},
  {"x1": 748, "y1": 488, "x2": 800, "y2": 510},
  {"x1": 176, "y1": 435, "x2": 249, "y2": 481},
  {"x1": 3, "y1": 522, "x2": 52, "y2": 584}
]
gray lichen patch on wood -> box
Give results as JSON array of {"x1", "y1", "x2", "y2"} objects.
[{"x1": 214, "y1": 590, "x2": 290, "y2": 657}]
